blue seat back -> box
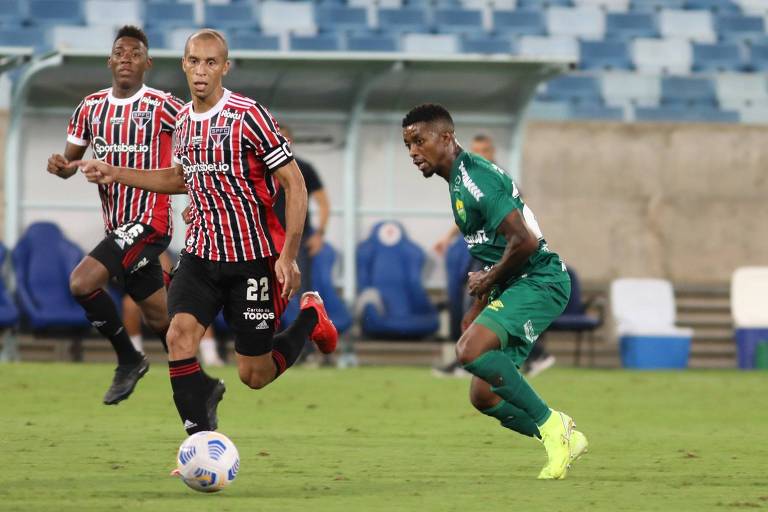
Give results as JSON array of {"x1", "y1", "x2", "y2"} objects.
[
  {"x1": 312, "y1": 243, "x2": 352, "y2": 333},
  {"x1": 562, "y1": 267, "x2": 584, "y2": 315},
  {"x1": 445, "y1": 236, "x2": 471, "y2": 307},
  {"x1": 357, "y1": 221, "x2": 435, "y2": 317}
]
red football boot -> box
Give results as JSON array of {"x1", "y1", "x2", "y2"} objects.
[{"x1": 300, "y1": 291, "x2": 338, "y2": 354}]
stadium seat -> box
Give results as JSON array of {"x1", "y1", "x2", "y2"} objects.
[
  {"x1": 602, "y1": 72, "x2": 660, "y2": 107},
  {"x1": 460, "y1": 35, "x2": 514, "y2": 54},
  {"x1": 143, "y1": 29, "x2": 167, "y2": 50},
  {"x1": 684, "y1": 0, "x2": 741, "y2": 13},
  {"x1": 716, "y1": 15, "x2": 766, "y2": 44},
  {"x1": 715, "y1": 73, "x2": 768, "y2": 109},
  {"x1": 660, "y1": 76, "x2": 717, "y2": 106},
  {"x1": 52, "y1": 26, "x2": 115, "y2": 50},
  {"x1": 518, "y1": 35, "x2": 579, "y2": 61},
  {"x1": 204, "y1": 4, "x2": 256, "y2": 31},
  {"x1": 315, "y1": 6, "x2": 369, "y2": 33},
  {"x1": 692, "y1": 42, "x2": 744, "y2": 72},
  {"x1": 377, "y1": 7, "x2": 429, "y2": 33},
  {"x1": 570, "y1": 102, "x2": 625, "y2": 119},
  {"x1": 731, "y1": 267, "x2": 768, "y2": 369},
  {"x1": 445, "y1": 236, "x2": 472, "y2": 341},
  {"x1": 541, "y1": 75, "x2": 602, "y2": 104},
  {"x1": 0, "y1": 242, "x2": 19, "y2": 332},
  {"x1": 547, "y1": 268, "x2": 603, "y2": 366},
  {"x1": 433, "y1": 8, "x2": 484, "y2": 34},
  {"x1": 748, "y1": 42, "x2": 768, "y2": 71},
  {"x1": 356, "y1": 221, "x2": 439, "y2": 339},
  {"x1": 260, "y1": 0, "x2": 317, "y2": 36},
  {"x1": 84, "y1": 0, "x2": 141, "y2": 27},
  {"x1": 0, "y1": 27, "x2": 48, "y2": 50},
  {"x1": 635, "y1": 105, "x2": 739, "y2": 122},
  {"x1": 517, "y1": 0, "x2": 574, "y2": 8},
  {"x1": 579, "y1": 40, "x2": 632, "y2": 70},
  {"x1": 605, "y1": 13, "x2": 658, "y2": 40},
  {"x1": 573, "y1": 0, "x2": 630, "y2": 11},
  {"x1": 12, "y1": 223, "x2": 91, "y2": 335},
  {"x1": 735, "y1": 0, "x2": 768, "y2": 16},
  {"x1": 402, "y1": 33, "x2": 459, "y2": 53},
  {"x1": 546, "y1": 6, "x2": 606, "y2": 41},
  {"x1": 28, "y1": 0, "x2": 84, "y2": 25},
  {"x1": 0, "y1": 0, "x2": 25, "y2": 25},
  {"x1": 658, "y1": 9, "x2": 717, "y2": 43},
  {"x1": 290, "y1": 34, "x2": 341, "y2": 51},
  {"x1": 144, "y1": 2, "x2": 196, "y2": 29},
  {"x1": 492, "y1": 10, "x2": 546, "y2": 37},
  {"x1": 347, "y1": 34, "x2": 398, "y2": 51},
  {"x1": 527, "y1": 100, "x2": 572, "y2": 120},
  {"x1": 610, "y1": 278, "x2": 693, "y2": 369},
  {"x1": 632, "y1": 37, "x2": 692, "y2": 74},
  {"x1": 230, "y1": 31, "x2": 280, "y2": 51},
  {"x1": 629, "y1": 0, "x2": 685, "y2": 11}
]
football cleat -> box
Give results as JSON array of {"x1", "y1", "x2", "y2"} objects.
[
  {"x1": 103, "y1": 355, "x2": 150, "y2": 405},
  {"x1": 300, "y1": 291, "x2": 338, "y2": 354},
  {"x1": 537, "y1": 410, "x2": 574, "y2": 480}
]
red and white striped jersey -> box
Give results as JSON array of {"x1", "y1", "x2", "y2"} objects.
[
  {"x1": 173, "y1": 89, "x2": 293, "y2": 262},
  {"x1": 67, "y1": 85, "x2": 183, "y2": 236}
]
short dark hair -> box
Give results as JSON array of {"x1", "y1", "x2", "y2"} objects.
[
  {"x1": 402, "y1": 103, "x2": 454, "y2": 129},
  {"x1": 114, "y1": 25, "x2": 149, "y2": 49}
]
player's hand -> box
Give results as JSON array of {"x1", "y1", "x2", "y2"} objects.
[
  {"x1": 181, "y1": 205, "x2": 192, "y2": 224},
  {"x1": 304, "y1": 232, "x2": 324, "y2": 257},
  {"x1": 274, "y1": 255, "x2": 301, "y2": 300},
  {"x1": 467, "y1": 269, "x2": 492, "y2": 298},
  {"x1": 72, "y1": 159, "x2": 119, "y2": 185},
  {"x1": 46, "y1": 153, "x2": 77, "y2": 178}
]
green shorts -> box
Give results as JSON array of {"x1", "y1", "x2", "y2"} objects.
[{"x1": 474, "y1": 277, "x2": 570, "y2": 368}]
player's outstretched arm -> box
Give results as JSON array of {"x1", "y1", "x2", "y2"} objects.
[
  {"x1": 74, "y1": 159, "x2": 186, "y2": 194},
  {"x1": 46, "y1": 143, "x2": 87, "y2": 179},
  {"x1": 466, "y1": 209, "x2": 539, "y2": 298},
  {"x1": 273, "y1": 160, "x2": 308, "y2": 300}
]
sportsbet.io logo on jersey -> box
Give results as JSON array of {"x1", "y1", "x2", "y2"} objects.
[
  {"x1": 92, "y1": 136, "x2": 149, "y2": 161},
  {"x1": 179, "y1": 155, "x2": 231, "y2": 175}
]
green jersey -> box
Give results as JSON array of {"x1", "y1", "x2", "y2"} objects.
[{"x1": 448, "y1": 150, "x2": 567, "y2": 285}]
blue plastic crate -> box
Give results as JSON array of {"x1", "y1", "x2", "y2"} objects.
[
  {"x1": 734, "y1": 328, "x2": 768, "y2": 369},
  {"x1": 620, "y1": 335, "x2": 691, "y2": 369}
]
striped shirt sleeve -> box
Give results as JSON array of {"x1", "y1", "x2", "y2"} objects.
[
  {"x1": 242, "y1": 103, "x2": 294, "y2": 172},
  {"x1": 161, "y1": 94, "x2": 184, "y2": 133},
  {"x1": 66, "y1": 99, "x2": 90, "y2": 146}
]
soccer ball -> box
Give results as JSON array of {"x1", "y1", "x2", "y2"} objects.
[{"x1": 175, "y1": 431, "x2": 240, "y2": 493}]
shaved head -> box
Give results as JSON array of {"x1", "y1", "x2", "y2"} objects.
[{"x1": 185, "y1": 28, "x2": 229, "y2": 59}]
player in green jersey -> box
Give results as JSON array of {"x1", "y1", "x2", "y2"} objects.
[{"x1": 402, "y1": 104, "x2": 588, "y2": 479}]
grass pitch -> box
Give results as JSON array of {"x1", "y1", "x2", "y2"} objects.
[{"x1": 1, "y1": 363, "x2": 766, "y2": 511}]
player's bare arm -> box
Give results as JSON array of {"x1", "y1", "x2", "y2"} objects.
[
  {"x1": 273, "y1": 160, "x2": 307, "y2": 300},
  {"x1": 75, "y1": 159, "x2": 186, "y2": 194},
  {"x1": 47, "y1": 142, "x2": 87, "y2": 179},
  {"x1": 466, "y1": 209, "x2": 538, "y2": 298}
]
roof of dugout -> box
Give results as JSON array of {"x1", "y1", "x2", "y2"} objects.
[{"x1": 5, "y1": 49, "x2": 572, "y2": 304}]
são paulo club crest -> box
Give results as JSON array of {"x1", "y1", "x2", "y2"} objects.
[
  {"x1": 132, "y1": 110, "x2": 151, "y2": 129},
  {"x1": 209, "y1": 126, "x2": 231, "y2": 148}
]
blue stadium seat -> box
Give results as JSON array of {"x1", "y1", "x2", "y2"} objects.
[
  {"x1": 347, "y1": 34, "x2": 398, "y2": 52},
  {"x1": 692, "y1": 42, "x2": 743, "y2": 72},
  {"x1": 290, "y1": 34, "x2": 341, "y2": 51},
  {"x1": 143, "y1": 29, "x2": 167, "y2": 50},
  {"x1": 571, "y1": 103, "x2": 625, "y2": 120},
  {"x1": 144, "y1": 2, "x2": 196, "y2": 29},
  {"x1": 517, "y1": 0, "x2": 573, "y2": 8},
  {"x1": 356, "y1": 221, "x2": 439, "y2": 340},
  {"x1": 12, "y1": 223, "x2": 90, "y2": 331},
  {"x1": 378, "y1": 8, "x2": 429, "y2": 33},
  {"x1": 204, "y1": 4, "x2": 256, "y2": 31},
  {"x1": 0, "y1": 27, "x2": 48, "y2": 50},
  {"x1": 230, "y1": 31, "x2": 280, "y2": 51},
  {"x1": 492, "y1": 10, "x2": 546, "y2": 36},
  {"x1": 433, "y1": 8, "x2": 484, "y2": 34},
  {"x1": 460, "y1": 36, "x2": 513, "y2": 54},
  {"x1": 660, "y1": 76, "x2": 717, "y2": 106},
  {"x1": 635, "y1": 105, "x2": 739, "y2": 122},
  {"x1": 629, "y1": 0, "x2": 684, "y2": 11},
  {"x1": 716, "y1": 15, "x2": 765, "y2": 44},
  {"x1": 579, "y1": 41, "x2": 632, "y2": 70},
  {"x1": 0, "y1": 243, "x2": 19, "y2": 331},
  {"x1": 547, "y1": 267, "x2": 603, "y2": 366},
  {"x1": 605, "y1": 13, "x2": 657, "y2": 40},
  {"x1": 684, "y1": 0, "x2": 740, "y2": 13},
  {"x1": 445, "y1": 236, "x2": 472, "y2": 341},
  {"x1": 0, "y1": 0, "x2": 24, "y2": 25},
  {"x1": 542, "y1": 75, "x2": 603, "y2": 104},
  {"x1": 315, "y1": 6, "x2": 369, "y2": 32},
  {"x1": 29, "y1": 0, "x2": 83, "y2": 25}
]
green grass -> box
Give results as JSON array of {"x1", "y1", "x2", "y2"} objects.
[{"x1": 1, "y1": 364, "x2": 766, "y2": 511}]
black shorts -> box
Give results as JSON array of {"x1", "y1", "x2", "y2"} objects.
[
  {"x1": 89, "y1": 222, "x2": 171, "y2": 302},
  {"x1": 167, "y1": 252, "x2": 288, "y2": 356}
]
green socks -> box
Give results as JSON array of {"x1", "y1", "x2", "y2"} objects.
[
  {"x1": 464, "y1": 350, "x2": 551, "y2": 425},
  {"x1": 481, "y1": 400, "x2": 541, "y2": 438}
]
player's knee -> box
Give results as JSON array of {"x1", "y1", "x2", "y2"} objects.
[
  {"x1": 166, "y1": 324, "x2": 195, "y2": 358},
  {"x1": 69, "y1": 270, "x2": 94, "y2": 297},
  {"x1": 455, "y1": 336, "x2": 483, "y2": 366},
  {"x1": 238, "y1": 368, "x2": 271, "y2": 390},
  {"x1": 469, "y1": 387, "x2": 497, "y2": 411}
]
